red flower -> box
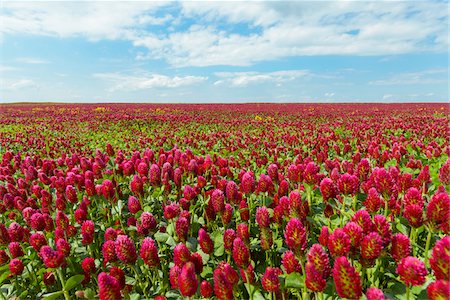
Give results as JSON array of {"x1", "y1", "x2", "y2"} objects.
[
  {"x1": 9, "y1": 258, "x2": 24, "y2": 275},
  {"x1": 211, "y1": 189, "x2": 225, "y2": 213},
  {"x1": 429, "y1": 236, "x2": 450, "y2": 281},
  {"x1": 427, "y1": 280, "x2": 450, "y2": 300},
  {"x1": 213, "y1": 268, "x2": 234, "y2": 300},
  {"x1": 217, "y1": 261, "x2": 239, "y2": 286},
  {"x1": 8, "y1": 222, "x2": 23, "y2": 242},
  {"x1": 175, "y1": 216, "x2": 189, "y2": 242},
  {"x1": 198, "y1": 228, "x2": 214, "y2": 255},
  {"x1": 332, "y1": 256, "x2": 362, "y2": 299},
  {"x1": 240, "y1": 264, "x2": 255, "y2": 284},
  {"x1": 284, "y1": 218, "x2": 307, "y2": 254},
  {"x1": 221, "y1": 204, "x2": 233, "y2": 225},
  {"x1": 223, "y1": 229, "x2": 236, "y2": 252},
  {"x1": 173, "y1": 243, "x2": 191, "y2": 267},
  {"x1": 240, "y1": 171, "x2": 255, "y2": 194},
  {"x1": 364, "y1": 188, "x2": 382, "y2": 213},
  {"x1": 8, "y1": 242, "x2": 24, "y2": 258},
  {"x1": 351, "y1": 210, "x2": 373, "y2": 233},
  {"x1": 307, "y1": 243, "x2": 331, "y2": 278},
  {"x1": 372, "y1": 214, "x2": 392, "y2": 246},
  {"x1": 366, "y1": 287, "x2": 385, "y2": 300},
  {"x1": 56, "y1": 238, "x2": 70, "y2": 257},
  {"x1": 239, "y1": 200, "x2": 249, "y2": 221},
  {"x1": 261, "y1": 267, "x2": 282, "y2": 292},
  {"x1": 130, "y1": 175, "x2": 144, "y2": 196},
  {"x1": 318, "y1": 226, "x2": 329, "y2": 247},
  {"x1": 127, "y1": 196, "x2": 141, "y2": 214},
  {"x1": 140, "y1": 237, "x2": 160, "y2": 268},
  {"x1": 178, "y1": 262, "x2": 198, "y2": 297},
  {"x1": 101, "y1": 180, "x2": 115, "y2": 200},
  {"x1": 426, "y1": 191, "x2": 450, "y2": 225},
  {"x1": 43, "y1": 272, "x2": 55, "y2": 286},
  {"x1": 320, "y1": 178, "x2": 337, "y2": 202},
  {"x1": 102, "y1": 240, "x2": 117, "y2": 263},
  {"x1": 30, "y1": 212, "x2": 46, "y2": 231},
  {"x1": 391, "y1": 233, "x2": 411, "y2": 262},
  {"x1": 403, "y1": 204, "x2": 423, "y2": 228},
  {"x1": 343, "y1": 222, "x2": 363, "y2": 250},
  {"x1": 404, "y1": 187, "x2": 424, "y2": 207},
  {"x1": 200, "y1": 280, "x2": 213, "y2": 298},
  {"x1": 169, "y1": 265, "x2": 181, "y2": 289},
  {"x1": 337, "y1": 173, "x2": 359, "y2": 195},
  {"x1": 40, "y1": 245, "x2": 64, "y2": 268},
  {"x1": 0, "y1": 224, "x2": 9, "y2": 245},
  {"x1": 114, "y1": 235, "x2": 137, "y2": 265},
  {"x1": 256, "y1": 206, "x2": 270, "y2": 228},
  {"x1": 236, "y1": 223, "x2": 249, "y2": 242},
  {"x1": 328, "y1": 228, "x2": 350, "y2": 257},
  {"x1": 232, "y1": 238, "x2": 250, "y2": 268},
  {"x1": 225, "y1": 181, "x2": 239, "y2": 204},
  {"x1": 282, "y1": 250, "x2": 301, "y2": 274},
  {"x1": 29, "y1": 232, "x2": 47, "y2": 252},
  {"x1": 98, "y1": 272, "x2": 122, "y2": 300},
  {"x1": 396, "y1": 256, "x2": 427, "y2": 286},
  {"x1": 81, "y1": 257, "x2": 96, "y2": 274},
  {"x1": 140, "y1": 212, "x2": 157, "y2": 231},
  {"x1": 305, "y1": 262, "x2": 326, "y2": 292},
  {"x1": 361, "y1": 232, "x2": 383, "y2": 260}
]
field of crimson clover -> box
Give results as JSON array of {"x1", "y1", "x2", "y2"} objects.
[{"x1": 0, "y1": 103, "x2": 449, "y2": 300}]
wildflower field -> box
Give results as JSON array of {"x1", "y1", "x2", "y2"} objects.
[{"x1": 0, "y1": 103, "x2": 448, "y2": 300}]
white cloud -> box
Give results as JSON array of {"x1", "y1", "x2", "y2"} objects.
[
  {"x1": 370, "y1": 68, "x2": 448, "y2": 86},
  {"x1": 0, "y1": 78, "x2": 36, "y2": 90},
  {"x1": 0, "y1": 65, "x2": 18, "y2": 72},
  {"x1": 214, "y1": 70, "x2": 311, "y2": 87},
  {"x1": 1, "y1": 2, "x2": 168, "y2": 40},
  {"x1": 17, "y1": 57, "x2": 50, "y2": 64},
  {"x1": 133, "y1": 1, "x2": 449, "y2": 66},
  {"x1": 1, "y1": 1, "x2": 448, "y2": 67},
  {"x1": 93, "y1": 72, "x2": 208, "y2": 91}
]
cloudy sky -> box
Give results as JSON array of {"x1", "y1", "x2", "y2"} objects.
[{"x1": 0, "y1": 1, "x2": 448, "y2": 102}]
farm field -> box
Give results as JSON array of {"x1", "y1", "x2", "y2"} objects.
[{"x1": 0, "y1": 103, "x2": 449, "y2": 300}]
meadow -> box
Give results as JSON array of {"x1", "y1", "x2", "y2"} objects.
[{"x1": 0, "y1": 103, "x2": 448, "y2": 299}]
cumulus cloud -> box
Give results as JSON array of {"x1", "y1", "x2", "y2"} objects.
[
  {"x1": 214, "y1": 70, "x2": 311, "y2": 87},
  {"x1": 17, "y1": 57, "x2": 50, "y2": 64},
  {"x1": 369, "y1": 68, "x2": 448, "y2": 86},
  {"x1": 93, "y1": 72, "x2": 208, "y2": 91},
  {"x1": 0, "y1": 78, "x2": 36, "y2": 90},
  {"x1": 1, "y1": 1, "x2": 448, "y2": 67}
]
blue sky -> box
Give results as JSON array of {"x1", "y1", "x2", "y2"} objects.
[{"x1": 0, "y1": 1, "x2": 448, "y2": 103}]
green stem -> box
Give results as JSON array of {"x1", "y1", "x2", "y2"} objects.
[
  {"x1": 352, "y1": 194, "x2": 357, "y2": 211},
  {"x1": 410, "y1": 227, "x2": 416, "y2": 256},
  {"x1": 244, "y1": 271, "x2": 254, "y2": 300},
  {"x1": 424, "y1": 227, "x2": 432, "y2": 267},
  {"x1": 383, "y1": 198, "x2": 389, "y2": 218},
  {"x1": 340, "y1": 197, "x2": 346, "y2": 227},
  {"x1": 406, "y1": 285, "x2": 411, "y2": 300},
  {"x1": 299, "y1": 257, "x2": 309, "y2": 300},
  {"x1": 56, "y1": 268, "x2": 70, "y2": 300},
  {"x1": 307, "y1": 185, "x2": 312, "y2": 208}
]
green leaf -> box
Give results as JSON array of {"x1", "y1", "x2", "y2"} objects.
[
  {"x1": 186, "y1": 237, "x2": 198, "y2": 252},
  {"x1": 244, "y1": 283, "x2": 265, "y2": 300},
  {"x1": 129, "y1": 293, "x2": 141, "y2": 300},
  {"x1": 154, "y1": 232, "x2": 169, "y2": 243},
  {"x1": 0, "y1": 268, "x2": 10, "y2": 285},
  {"x1": 166, "y1": 236, "x2": 176, "y2": 247},
  {"x1": 64, "y1": 274, "x2": 84, "y2": 291},
  {"x1": 284, "y1": 272, "x2": 303, "y2": 289},
  {"x1": 43, "y1": 291, "x2": 64, "y2": 300},
  {"x1": 84, "y1": 288, "x2": 95, "y2": 300}
]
